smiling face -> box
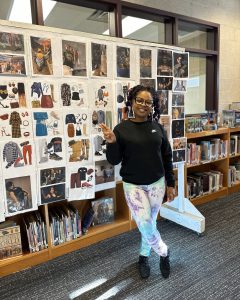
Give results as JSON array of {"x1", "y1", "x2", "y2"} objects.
[{"x1": 131, "y1": 90, "x2": 153, "y2": 122}]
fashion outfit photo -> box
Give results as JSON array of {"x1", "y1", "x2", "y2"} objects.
[{"x1": 106, "y1": 120, "x2": 175, "y2": 257}]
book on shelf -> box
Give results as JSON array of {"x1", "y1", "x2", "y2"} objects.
[
  {"x1": 0, "y1": 225, "x2": 22, "y2": 260},
  {"x1": 91, "y1": 197, "x2": 114, "y2": 226},
  {"x1": 49, "y1": 204, "x2": 82, "y2": 246},
  {"x1": 23, "y1": 212, "x2": 48, "y2": 253},
  {"x1": 187, "y1": 171, "x2": 223, "y2": 199}
]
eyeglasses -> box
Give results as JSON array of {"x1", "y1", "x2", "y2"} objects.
[{"x1": 135, "y1": 97, "x2": 153, "y2": 107}]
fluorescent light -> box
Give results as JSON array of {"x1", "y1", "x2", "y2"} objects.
[
  {"x1": 42, "y1": 0, "x2": 57, "y2": 20},
  {"x1": 94, "y1": 287, "x2": 119, "y2": 300},
  {"x1": 103, "y1": 16, "x2": 152, "y2": 37},
  {"x1": 122, "y1": 16, "x2": 152, "y2": 37},
  {"x1": 9, "y1": 0, "x2": 32, "y2": 23},
  {"x1": 69, "y1": 278, "x2": 107, "y2": 299}
]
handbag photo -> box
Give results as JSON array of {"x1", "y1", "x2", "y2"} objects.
[
  {"x1": 10, "y1": 99, "x2": 19, "y2": 109},
  {"x1": 31, "y1": 100, "x2": 41, "y2": 108}
]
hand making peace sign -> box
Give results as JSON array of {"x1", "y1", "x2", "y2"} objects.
[{"x1": 99, "y1": 123, "x2": 116, "y2": 144}]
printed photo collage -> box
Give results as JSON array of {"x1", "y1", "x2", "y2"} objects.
[
  {"x1": 155, "y1": 49, "x2": 188, "y2": 164},
  {"x1": 0, "y1": 26, "x2": 189, "y2": 220}
]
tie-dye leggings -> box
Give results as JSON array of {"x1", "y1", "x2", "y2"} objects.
[{"x1": 123, "y1": 177, "x2": 168, "y2": 257}]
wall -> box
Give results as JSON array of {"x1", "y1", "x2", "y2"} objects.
[{"x1": 124, "y1": 0, "x2": 240, "y2": 112}]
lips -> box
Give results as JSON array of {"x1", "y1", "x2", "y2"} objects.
[{"x1": 139, "y1": 108, "x2": 148, "y2": 113}]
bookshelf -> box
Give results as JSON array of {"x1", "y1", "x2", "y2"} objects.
[{"x1": 1, "y1": 128, "x2": 240, "y2": 277}]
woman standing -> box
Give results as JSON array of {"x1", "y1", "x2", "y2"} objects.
[{"x1": 99, "y1": 85, "x2": 175, "y2": 279}]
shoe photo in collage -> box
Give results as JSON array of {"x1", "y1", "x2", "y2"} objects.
[
  {"x1": 93, "y1": 134, "x2": 106, "y2": 161},
  {"x1": 95, "y1": 160, "x2": 115, "y2": 192},
  {"x1": 32, "y1": 110, "x2": 63, "y2": 137},
  {"x1": 0, "y1": 109, "x2": 33, "y2": 140},
  {"x1": 0, "y1": 80, "x2": 28, "y2": 109},
  {"x1": 0, "y1": 138, "x2": 35, "y2": 176},
  {"x1": 63, "y1": 109, "x2": 90, "y2": 138},
  {"x1": 67, "y1": 137, "x2": 92, "y2": 164},
  {"x1": 67, "y1": 164, "x2": 95, "y2": 201},
  {"x1": 60, "y1": 81, "x2": 88, "y2": 108},
  {"x1": 35, "y1": 136, "x2": 66, "y2": 167},
  {"x1": 91, "y1": 109, "x2": 112, "y2": 135},
  {"x1": 30, "y1": 80, "x2": 59, "y2": 109}
]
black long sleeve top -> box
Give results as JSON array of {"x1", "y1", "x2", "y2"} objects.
[{"x1": 106, "y1": 120, "x2": 175, "y2": 186}]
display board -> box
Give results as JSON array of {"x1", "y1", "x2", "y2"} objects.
[{"x1": 0, "y1": 21, "x2": 188, "y2": 219}]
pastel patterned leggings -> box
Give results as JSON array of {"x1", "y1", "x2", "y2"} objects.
[{"x1": 123, "y1": 177, "x2": 168, "y2": 257}]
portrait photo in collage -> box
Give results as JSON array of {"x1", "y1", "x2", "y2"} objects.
[
  {"x1": 4, "y1": 174, "x2": 37, "y2": 216},
  {"x1": 173, "y1": 52, "x2": 189, "y2": 78},
  {"x1": 157, "y1": 49, "x2": 172, "y2": 76},
  {"x1": 91, "y1": 42, "x2": 107, "y2": 77},
  {"x1": 0, "y1": 31, "x2": 26, "y2": 75},
  {"x1": 39, "y1": 166, "x2": 66, "y2": 205},
  {"x1": 115, "y1": 80, "x2": 135, "y2": 123},
  {"x1": 172, "y1": 137, "x2": 187, "y2": 163},
  {"x1": 30, "y1": 36, "x2": 53, "y2": 76},
  {"x1": 139, "y1": 48, "x2": 152, "y2": 78},
  {"x1": 62, "y1": 40, "x2": 87, "y2": 77},
  {"x1": 156, "y1": 90, "x2": 169, "y2": 115},
  {"x1": 116, "y1": 46, "x2": 130, "y2": 78}
]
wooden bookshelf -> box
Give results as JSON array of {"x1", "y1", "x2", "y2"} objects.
[{"x1": 2, "y1": 128, "x2": 240, "y2": 278}]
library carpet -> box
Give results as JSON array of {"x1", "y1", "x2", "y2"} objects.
[{"x1": 1, "y1": 192, "x2": 240, "y2": 300}]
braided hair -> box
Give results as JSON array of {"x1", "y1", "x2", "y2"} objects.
[{"x1": 126, "y1": 85, "x2": 160, "y2": 122}]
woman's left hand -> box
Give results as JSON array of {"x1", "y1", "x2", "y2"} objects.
[{"x1": 167, "y1": 186, "x2": 175, "y2": 202}]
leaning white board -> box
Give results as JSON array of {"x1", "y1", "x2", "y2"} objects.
[{"x1": 160, "y1": 162, "x2": 205, "y2": 234}]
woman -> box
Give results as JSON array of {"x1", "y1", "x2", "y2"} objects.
[
  {"x1": 6, "y1": 181, "x2": 29, "y2": 211},
  {"x1": 99, "y1": 85, "x2": 175, "y2": 279}
]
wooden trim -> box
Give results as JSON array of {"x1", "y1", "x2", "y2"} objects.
[
  {"x1": 186, "y1": 128, "x2": 229, "y2": 139},
  {"x1": 30, "y1": 0, "x2": 44, "y2": 25}
]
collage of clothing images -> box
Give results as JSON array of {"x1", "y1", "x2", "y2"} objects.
[{"x1": 0, "y1": 25, "x2": 189, "y2": 220}]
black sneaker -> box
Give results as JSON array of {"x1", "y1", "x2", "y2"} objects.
[
  {"x1": 160, "y1": 250, "x2": 170, "y2": 278},
  {"x1": 138, "y1": 255, "x2": 150, "y2": 279}
]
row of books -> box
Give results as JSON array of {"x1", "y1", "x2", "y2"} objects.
[
  {"x1": 187, "y1": 139, "x2": 228, "y2": 165},
  {"x1": 49, "y1": 197, "x2": 114, "y2": 246},
  {"x1": 222, "y1": 110, "x2": 240, "y2": 128},
  {"x1": 185, "y1": 113, "x2": 218, "y2": 133},
  {"x1": 228, "y1": 164, "x2": 240, "y2": 187},
  {"x1": 23, "y1": 212, "x2": 48, "y2": 253},
  {"x1": 187, "y1": 171, "x2": 223, "y2": 199},
  {"x1": 49, "y1": 205, "x2": 81, "y2": 246}
]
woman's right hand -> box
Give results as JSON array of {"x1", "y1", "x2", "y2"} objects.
[{"x1": 99, "y1": 123, "x2": 116, "y2": 143}]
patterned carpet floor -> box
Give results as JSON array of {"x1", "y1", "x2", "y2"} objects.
[{"x1": 1, "y1": 192, "x2": 240, "y2": 300}]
